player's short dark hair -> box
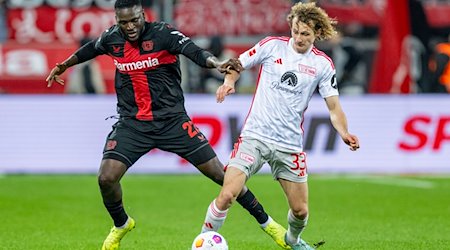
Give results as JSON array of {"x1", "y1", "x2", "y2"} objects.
[{"x1": 114, "y1": 0, "x2": 142, "y2": 9}]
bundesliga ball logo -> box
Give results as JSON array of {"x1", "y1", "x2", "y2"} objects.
[{"x1": 191, "y1": 231, "x2": 228, "y2": 250}]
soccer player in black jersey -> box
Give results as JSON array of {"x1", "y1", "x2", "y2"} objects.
[{"x1": 45, "y1": 0, "x2": 290, "y2": 249}]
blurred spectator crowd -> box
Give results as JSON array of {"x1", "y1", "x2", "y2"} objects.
[{"x1": 0, "y1": 0, "x2": 450, "y2": 95}]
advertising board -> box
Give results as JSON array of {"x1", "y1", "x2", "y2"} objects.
[{"x1": 1, "y1": 95, "x2": 448, "y2": 174}]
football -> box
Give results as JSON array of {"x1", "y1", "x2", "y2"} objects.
[{"x1": 191, "y1": 231, "x2": 229, "y2": 250}]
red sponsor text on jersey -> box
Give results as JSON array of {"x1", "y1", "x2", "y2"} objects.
[{"x1": 298, "y1": 64, "x2": 316, "y2": 76}]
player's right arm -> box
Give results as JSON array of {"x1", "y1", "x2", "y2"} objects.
[
  {"x1": 46, "y1": 24, "x2": 115, "y2": 87},
  {"x1": 216, "y1": 69, "x2": 241, "y2": 103},
  {"x1": 46, "y1": 40, "x2": 103, "y2": 87}
]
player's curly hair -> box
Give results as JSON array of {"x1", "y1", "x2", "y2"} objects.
[
  {"x1": 114, "y1": 0, "x2": 142, "y2": 9},
  {"x1": 287, "y1": 2, "x2": 337, "y2": 41}
]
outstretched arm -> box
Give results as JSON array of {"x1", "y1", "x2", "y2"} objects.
[
  {"x1": 179, "y1": 40, "x2": 244, "y2": 73},
  {"x1": 206, "y1": 56, "x2": 244, "y2": 74},
  {"x1": 216, "y1": 69, "x2": 241, "y2": 103},
  {"x1": 325, "y1": 95, "x2": 360, "y2": 151},
  {"x1": 46, "y1": 40, "x2": 100, "y2": 87},
  {"x1": 45, "y1": 55, "x2": 78, "y2": 87}
]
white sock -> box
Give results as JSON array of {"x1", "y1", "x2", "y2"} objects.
[
  {"x1": 201, "y1": 199, "x2": 228, "y2": 233},
  {"x1": 260, "y1": 216, "x2": 273, "y2": 228},
  {"x1": 286, "y1": 209, "x2": 308, "y2": 245}
]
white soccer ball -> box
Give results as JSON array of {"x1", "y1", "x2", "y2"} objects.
[{"x1": 191, "y1": 231, "x2": 229, "y2": 250}]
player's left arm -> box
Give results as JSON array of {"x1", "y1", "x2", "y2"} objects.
[
  {"x1": 180, "y1": 42, "x2": 243, "y2": 73},
  {"x1": 206, "y1": 57, "x2": 243, "y2": 74},
  {"x1": 325, "y1": 95, "x2": 360, "y2": 151},
  {"x1": 164, "y1": 25, "x2": 243, "y2": 73},
  {"x1": 216, "y1": 69, "x2": 241, "y2": 103}
]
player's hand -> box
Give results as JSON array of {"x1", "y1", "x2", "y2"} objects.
[
  {"x1": 217, "y1": 58, "x2": 243, "y2": 74},
  {"x1": 342, "y1": 133, "x2": 360, "y2": 151},
  {"x1": 216, "y1": 83, "x2": 235, "y2": 103},
  {"x1": 46, "y1": 63, "x2": 68, "y2": 87}
]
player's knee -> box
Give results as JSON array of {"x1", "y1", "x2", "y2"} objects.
[
  {"x1": 97, "y1": 159, "x2": 125, "y2": 188},
  {"x1": 218, "y1": 189, "x2": 238, "y2": 207},
  {"x1": 291, "y1": 205, "x2": 308, "y2": 219},
  {"x1": 98, "y1": 173, "x2": 118, "y2": 189}
]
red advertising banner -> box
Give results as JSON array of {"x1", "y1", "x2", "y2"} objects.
[
  {"x1": 0, "y1": 42, "x2": 116, "y2": 94},
  {"x1": 172, "y1": 0, "x2": 450, "y2": 37},
  {"x1": 2, "y1": 6, "x2": 156, "y2": 94},
  {"x1": 173, "y1": 0, "x2": 292, "y2": 36},
  {"x1": 321, "y1": 0, "x2": 450, "y2": 27},
  {"x1": 5, "y1": 1, "x2": 449, "y2": 40},
  {"x1": 6, "y1": 6, "x2": 156, "y2": 44}
]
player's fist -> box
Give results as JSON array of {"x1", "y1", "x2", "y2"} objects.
[
  {"x1": 216, "y1": 83, "x2": 235, "y2": 103},
  {"x1": 342, "y1": 133, "x2": 360, "y2": 151},
  {"x1": 218, "y1": 58, "x2": 243, "y2": 74}
]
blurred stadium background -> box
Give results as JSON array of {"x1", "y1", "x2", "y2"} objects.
[{"x1": 0, "y1": 0, "x2": 449, "y2": 249}]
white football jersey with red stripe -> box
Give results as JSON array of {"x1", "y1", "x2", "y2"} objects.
[{"x1": 238, "y1": 36, "x2": 339, "y2": 151}]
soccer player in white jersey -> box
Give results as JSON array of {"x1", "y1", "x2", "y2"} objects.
[{"x1": 200, "y1": 2, "x2": 360, "y2": 250}]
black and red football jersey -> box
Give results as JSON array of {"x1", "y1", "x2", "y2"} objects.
[{"x1": 93, "y1": 21, "x2": 212, "y2": 121}]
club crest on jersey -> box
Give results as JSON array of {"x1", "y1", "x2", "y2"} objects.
[
  {"x1": 142, "y1": 40, "x2": 154, "y2": 51},
  {"x1": 298, "y1": 64, "x2": 316, "y2": 76},
  {"x1": 106, "y1": 140, "x2": 117, "y2": 150}
]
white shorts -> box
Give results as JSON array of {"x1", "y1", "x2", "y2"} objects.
[{"x1": 227, "y1": 137, "x2": 308, "y2": 183}]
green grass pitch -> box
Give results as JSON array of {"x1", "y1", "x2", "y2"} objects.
[{"x1": 1, "y1": 174, "x2": 449, "y2": 249}]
